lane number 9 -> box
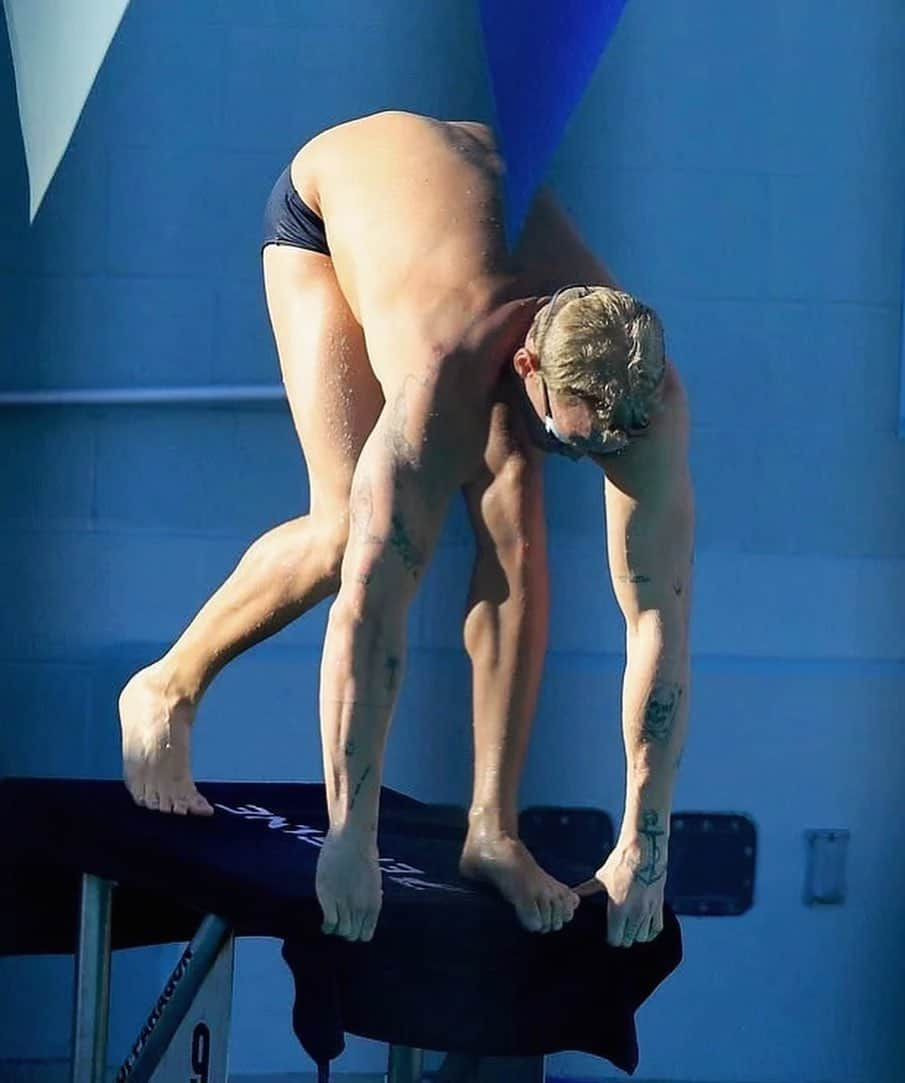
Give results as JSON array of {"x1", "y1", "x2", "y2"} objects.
[{"x1": 190, "y1": 1023, "x2": 211, "y2": 1083}]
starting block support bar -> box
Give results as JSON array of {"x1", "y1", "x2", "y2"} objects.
[
  {"x1": 116, "y1": 912, "x2": 232, "y2": 1083},
  {"x1": 71, "y1": 874, "x2": 113, "y2": 1083}
]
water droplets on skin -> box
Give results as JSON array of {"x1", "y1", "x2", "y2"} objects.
[{"x1": 324, "y1": 334, "x2": 356, "y2": 458}]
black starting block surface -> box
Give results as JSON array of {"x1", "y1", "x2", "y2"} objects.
[{"x1": 0, "y1": 778, "x2": 682, "y2": 1073}]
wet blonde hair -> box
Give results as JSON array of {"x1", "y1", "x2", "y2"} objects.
[{"x1": 529, "y1": 285, "x2": 667, "y2": 443}]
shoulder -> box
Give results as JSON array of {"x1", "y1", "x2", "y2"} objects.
[{"x1": 595, "y1": 358, "x2": 691, "y2": 498}]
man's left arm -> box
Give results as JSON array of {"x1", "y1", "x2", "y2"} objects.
[
  {"x1": 580, "y1": 387, "x2": 695, "y2": 946},
  {"x1": 607, "y1": 434, "x2": 694, "y2": 844}
]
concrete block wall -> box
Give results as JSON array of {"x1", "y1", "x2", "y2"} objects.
[{"x1": 1, "y1": 1, "x2": 904, "y2": 1081}]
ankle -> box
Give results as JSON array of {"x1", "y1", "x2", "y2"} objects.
[
  {"x1": 148, "y1": 654, "x2": 203, "y2": 708},
  {"x1": 467, "y1": 804, "x2": 518, "y2": 840}
]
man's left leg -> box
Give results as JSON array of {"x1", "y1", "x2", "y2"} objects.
[{"x1": 459, "y1": 402, "x2": 579, "y2": 934}]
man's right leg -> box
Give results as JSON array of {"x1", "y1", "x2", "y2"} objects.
[{"x1": 119, "y1": 247, "x2": 384, "y2": 814}]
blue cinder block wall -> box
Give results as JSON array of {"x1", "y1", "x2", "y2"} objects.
[{"x1": 1, "y1": 2, "x2": 904, "y2": 1081}]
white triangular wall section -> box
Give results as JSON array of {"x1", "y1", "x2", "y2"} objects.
[{"x1": 3, "y1": 0, "x2": 130, "y2": 222}]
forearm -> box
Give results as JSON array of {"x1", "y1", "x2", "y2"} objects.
[
  {"x1": 319, "y1": 597, "x2": 404, "y2": 838},
  {"x1": 319, "y1": 448, "x2": 421, "y2": 839},
  {"x1": 619, "y1": 619, "x2": 690, "y2": 840},
  {"x1": 318, "y1": 372, "x2": 456, "y2": 836}
]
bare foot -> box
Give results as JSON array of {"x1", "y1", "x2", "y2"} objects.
[
  {"x1": 459, "y1": 825, "x2": 580, "y2": 934},
  {"x1": 118, "y1": 661, "x2": 213, "y2": 816}
]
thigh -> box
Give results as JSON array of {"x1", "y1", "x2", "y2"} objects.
[{"x1": 262, "y1": 246, "x2": 384, "y2": 518}]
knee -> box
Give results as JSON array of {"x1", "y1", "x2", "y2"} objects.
[
  {"x1": 239, "y1": 513, "x2": 349, "y2": 592},
  {"x1": 315, "y1": 513, "x2": 351, "y2": 587},
  {"x1": 477, "y1": 460, "x2": 539, "y2": 565}
]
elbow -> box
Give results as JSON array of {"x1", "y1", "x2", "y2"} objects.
[
  {"x1": 627, "y1": 606, "x2": 689, "y2": 662},
  {"x1": 330, "y1": 561, "x2": 408, "y2": 637}
]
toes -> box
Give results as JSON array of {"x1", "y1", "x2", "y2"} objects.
[
  {"x1": 127, "y1": 777, "x2": 213, "y2": 818},
  {"x1": 123, "y1": 775, "x2": 145, "y2": 807},
  {"x1": 550, "y1": 895, "x2": 569, "y2": 932},
  {"x1": 189, "y1": 791, "x2": 215, "y2": 816},
  {"x1": 361, "y1": 909, "x2": 379, "y2": 943},
  {"x1": 173, "y1": 788, "x2": 211, "y2": 816},
  {"x1": 537, "y1": 895, "x2": 555, "y2": 934},
  {"x1": 518, "y1": 901, "x2": 544, "y2": 934},
  {"x1": 543, "y1": 886, "x2": 580, "y2": 934}
]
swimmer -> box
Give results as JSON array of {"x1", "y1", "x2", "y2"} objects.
[{"x1": 119, "y1": 111, "x2": 693, "y2": 947}]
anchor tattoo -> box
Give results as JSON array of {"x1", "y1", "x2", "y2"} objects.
[{"x1": 633, "y1": 809, "x2": 667, "y2": 887}]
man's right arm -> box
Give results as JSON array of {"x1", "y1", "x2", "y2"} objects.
[{"x1": 318, "y1": 366, "x2": 484, "y2": 840}]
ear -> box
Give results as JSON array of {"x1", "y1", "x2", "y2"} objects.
[{"x1": 512, "y1": 345, "x2": 540, "y2": 379}]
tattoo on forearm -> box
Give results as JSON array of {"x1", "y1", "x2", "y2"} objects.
[
  {"x1": 349, "y1": 764, "x2": 372, "y2": 811},
  {"x1": 640, "y1": 682, "x2": 683, "y2": 746},
  {"x1": 350, "y1": 477, "x2": 386, "y2": 548},
  {"x1": 384, "y1": 654, "x2": 401, "y2": 695},
  {"x1": 389, "y1": 512, "x2": 422, "y2": 576},
  {"x1": 386, "y1": 382, "x2": 418, "y2": 462},
  {"x1": 631, "y1": 809, "x2": 667, "y2": 886}
]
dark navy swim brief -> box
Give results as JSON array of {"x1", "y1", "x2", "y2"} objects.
[{"x1": 262, "y1": 164, "x2": 330, "y2": 256}]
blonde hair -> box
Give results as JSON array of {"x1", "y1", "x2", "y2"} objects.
[{"x1": 529, "y1": 285, "x2": 667, "y2": 442}]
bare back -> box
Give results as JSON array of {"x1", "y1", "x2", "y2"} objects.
[{"x1": 290, "y1": 111, "x2": 521, "y2": 387}]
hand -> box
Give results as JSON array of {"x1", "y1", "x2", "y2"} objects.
[
  {"x1": 573, "y1": 834, "x2": 667, "y2": 948},
  {"x1": 316, "y1": 829, "x2": 383, "y2": 942}
]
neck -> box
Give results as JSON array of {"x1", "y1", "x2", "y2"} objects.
[{"x1": 498, "y1": 367, "x2": 548, "y2": 456}]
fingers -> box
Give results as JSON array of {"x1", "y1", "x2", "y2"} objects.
[
  {"x1": 320, "y1": 895, "x2": 340, "y2": 938},
  {"x1": 320, "y1": 897, "x2": 382, "y2": 943},
  {"x1": 608, "y1": 905, "x2": 665, "y2": 948},
  {"x1": 606, "y1": 899, "x2": 627, "y2": 948},
  {"x1": 334, "y1": 902, "x2": 383, "y2": 942},
  {"x1": 360, "y1": 907, "x2": 380, "y2": 943},
  {"x1": 347, "y1": 904, "x2": 374, "y2": 943},
  {"x1": 644, "y1": 910, "x2": 665, "y2": 942},
  {"x1": 573, "y1": 877, "x2": 605, "y2": 899},
  {"x1": 336, "y1": 902, "x2": 355, "y2": 941},
  {"x1": 624, "y1": 914, "x2": 649, "y2": 947}
]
